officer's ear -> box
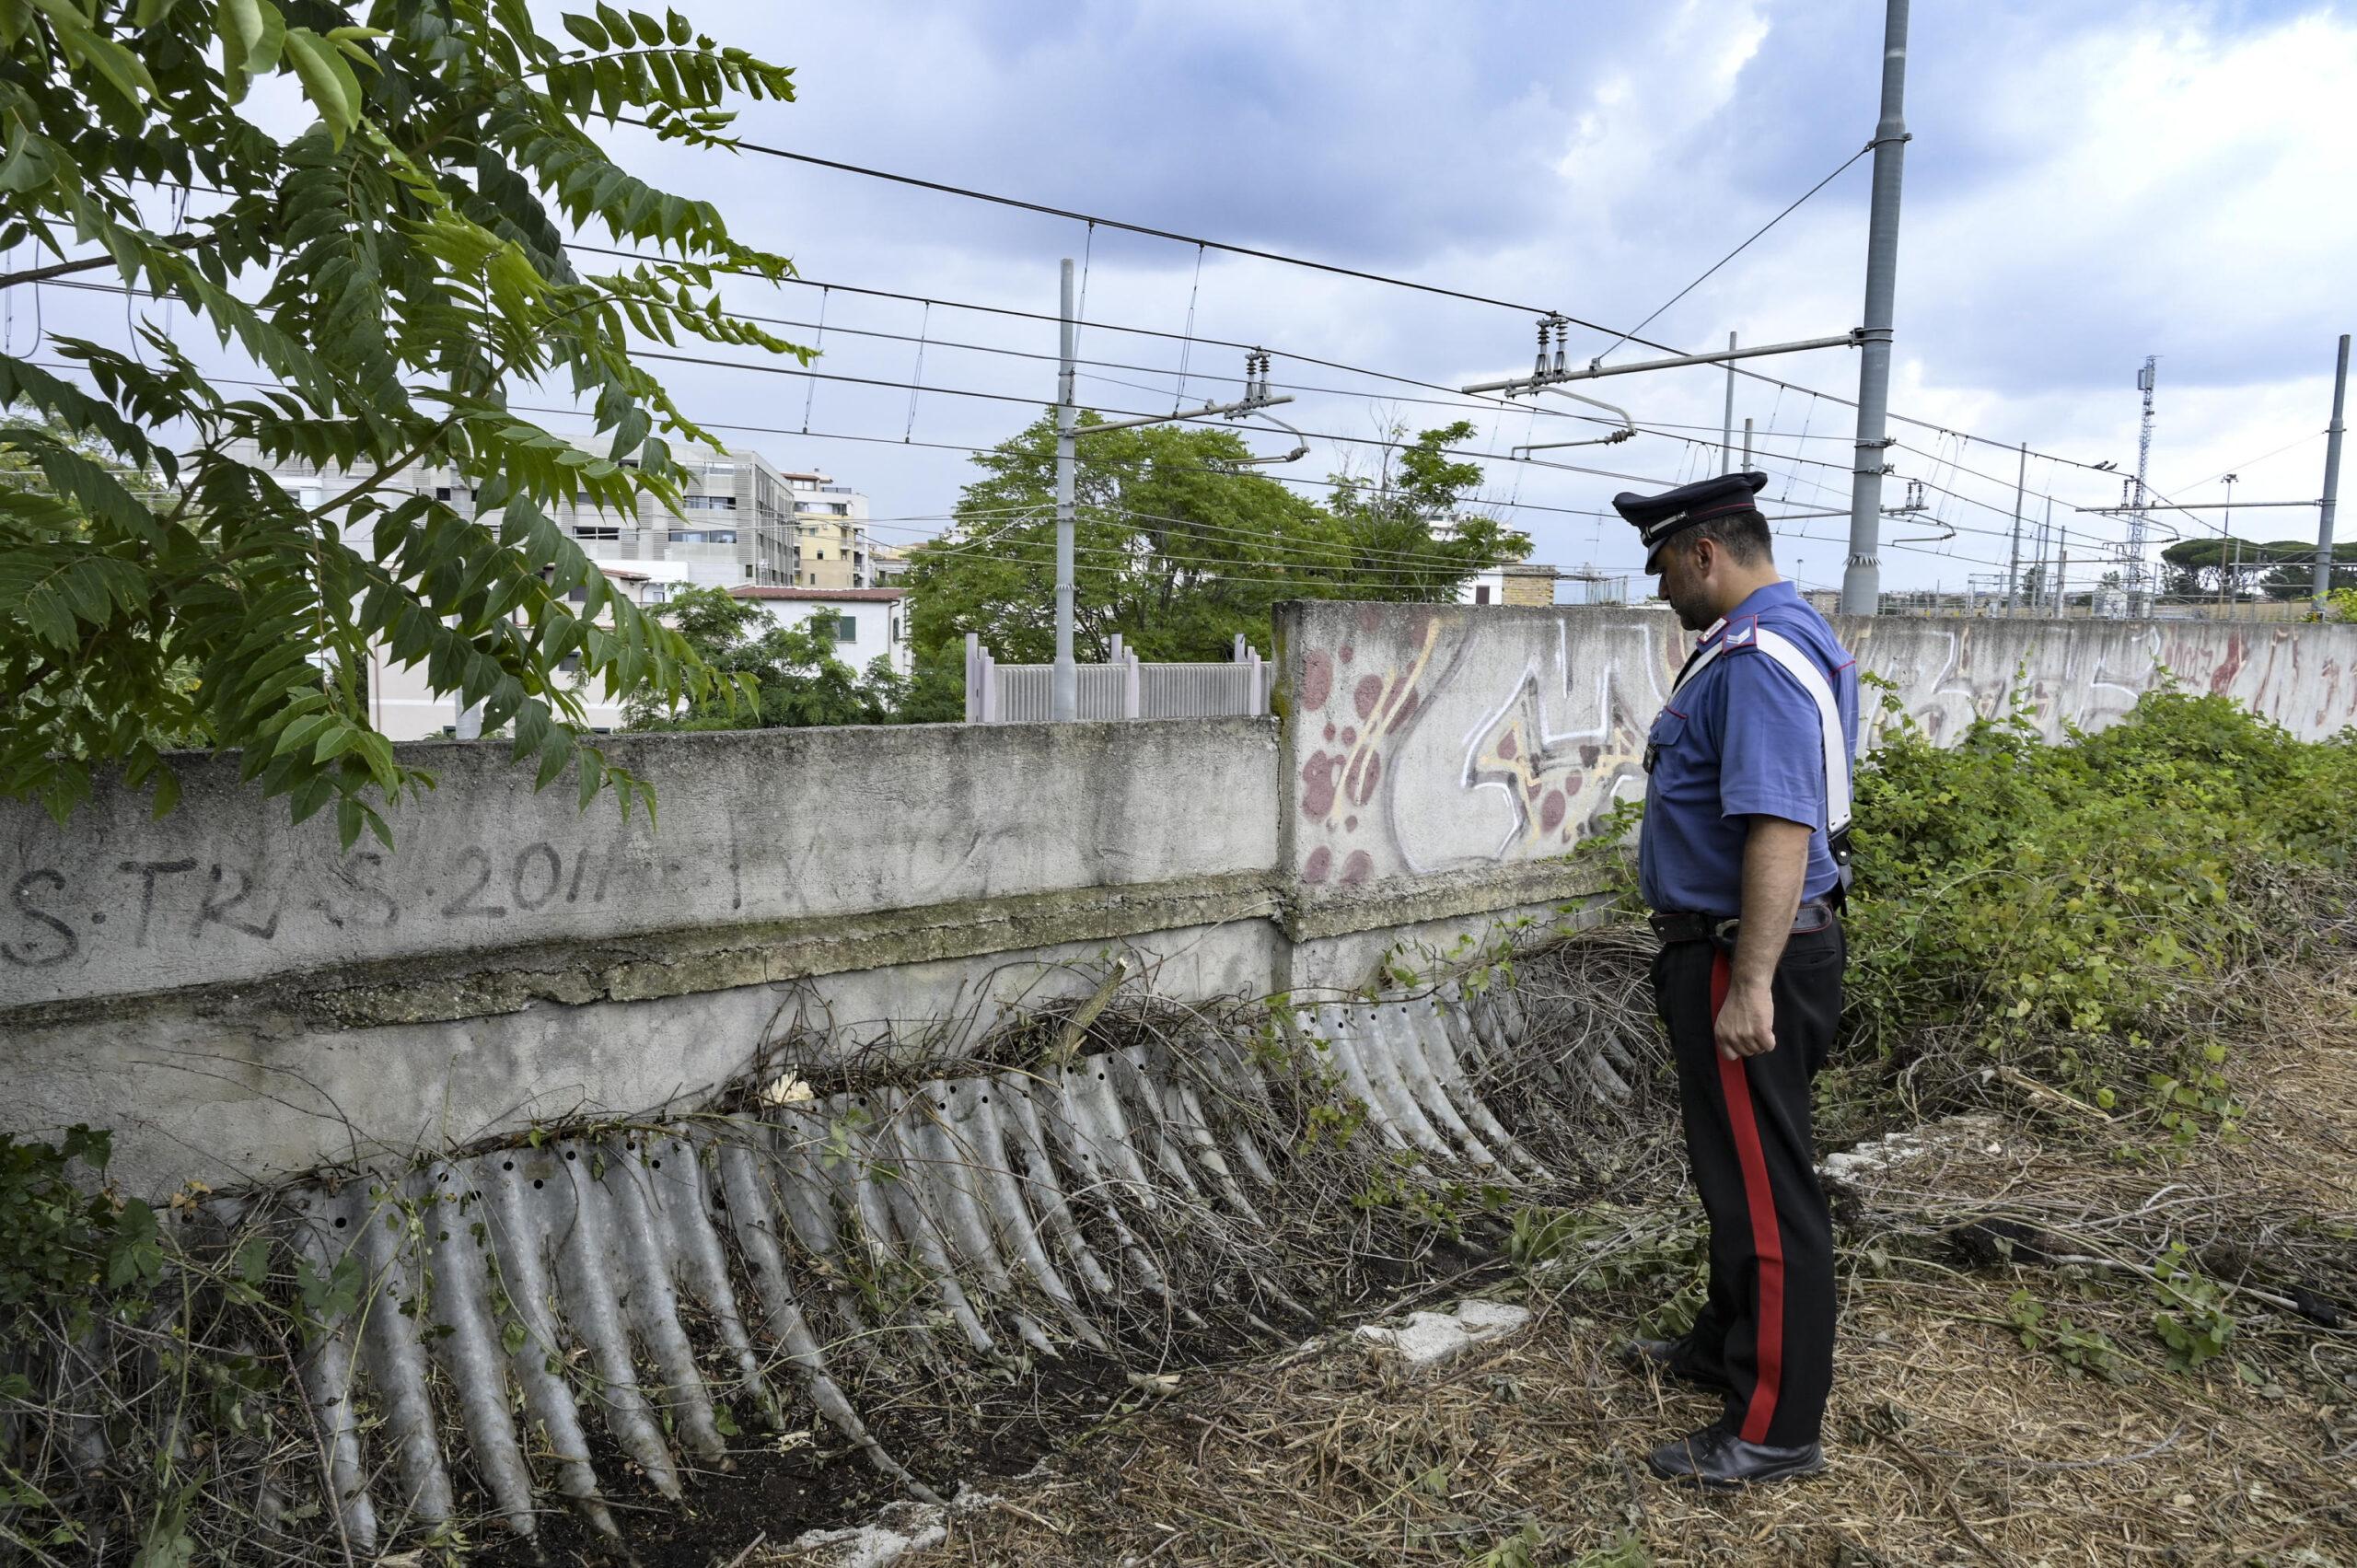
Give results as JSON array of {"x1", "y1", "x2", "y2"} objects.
[{"x1": 1682, "y1": 533, "x2": 1717, "y2": 579}]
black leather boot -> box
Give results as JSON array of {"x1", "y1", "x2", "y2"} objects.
[
  {"x1": 1645, "y1": 1422, "x2": 1825, "y2": 1488},
  {"x1": 1618, "y1": 1335, "x2": 1733, "y2": 1394}
]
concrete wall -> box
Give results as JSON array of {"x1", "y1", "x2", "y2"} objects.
[
  {"x1": 3, "y1": 721, "x2": 1282, "y2": 1189},
  {"x1": 9, "y1": 604, "x2": 2354, "y2": 1191},
  {"x1": 1274, "y1": 602, "x2": 2357, "y2": 957}
]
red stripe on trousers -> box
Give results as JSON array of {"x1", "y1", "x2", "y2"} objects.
[{"x1": 1710, "y1": 950, "x2": 1787, "y2": 1446}]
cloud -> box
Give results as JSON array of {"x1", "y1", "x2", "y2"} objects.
[{"x1": 31, "y1": 0, "x2": 2351, "y2": 598}]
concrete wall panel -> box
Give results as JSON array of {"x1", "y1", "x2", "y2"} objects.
[{"x1": 2, "y1": 718, "x2": 1277, "y2": 1009}]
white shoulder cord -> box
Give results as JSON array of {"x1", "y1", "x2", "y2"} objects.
[{"x1": 1667, "y1": 628, "x2": 1852, "y2": 840}]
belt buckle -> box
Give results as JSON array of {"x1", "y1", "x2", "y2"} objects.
[{"x1": 1712, "y1": 916, "x2": 1741, "y2": 947}]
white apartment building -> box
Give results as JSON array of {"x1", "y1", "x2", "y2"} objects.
[
  {"x1": 223, "y1": 439, "x2": 889, "y2": 737},
  {"x1": 729, "y1": 586, "x2": 911, "y2": 677}
]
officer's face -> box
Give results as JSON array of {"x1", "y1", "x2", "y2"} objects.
[{"x1": 1655, "y1": 539, "x2": 1718, "y2": 631}]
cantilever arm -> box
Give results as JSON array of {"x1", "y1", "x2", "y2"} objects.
[
  {"x1": 1227, "y1": 409, "x2": 1309, "y2": 466},
  {"x1": 1511, "y1": 388, "x2": 1638, "y2": 456}
]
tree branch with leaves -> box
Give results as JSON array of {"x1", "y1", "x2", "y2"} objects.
[{"x1": 0, "y1": 0, "x2": 808, "y2": 847}]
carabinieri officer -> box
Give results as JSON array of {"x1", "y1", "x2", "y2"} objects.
[{"x1": 1614, "y1": 470, "x2": 1859, "y2": 1489}]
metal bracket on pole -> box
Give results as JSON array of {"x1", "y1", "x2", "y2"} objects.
[
  {"x1": 1077, "y1": 350, "x2": 1303, "y2": 460},
  {"x1": 1461, "y1": 329, "x2": 1864, "y2": 397},
  {"x1": 1509, "y1": 385, "x2": 1638, "y2": 458}
]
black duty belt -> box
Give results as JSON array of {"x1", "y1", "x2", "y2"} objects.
[{"x1": 1649, "y1": 899, "x2": 1839, "y2": 947}]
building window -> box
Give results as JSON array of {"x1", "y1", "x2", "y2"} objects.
[
  {"x1": 668, "y1": 528, "x2": 738, "y2": 544},
  {"x1": 834, "y1": 616, "x2": 856, "y2": 642},
  {"x1": 1474, "y1": 586, "x2": 1492, "y2": 605},
  {"x1": 680, "y1": 494, "x2": 737, "y2": 511},
  {"x1": 574, "y1": 525, "x2": 621, "y2": 541},
  {"x1": 815, "y1": 550, "x2": 824, "y2": 560}
]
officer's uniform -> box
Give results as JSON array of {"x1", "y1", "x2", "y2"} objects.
[{"x1": 1622, "y1": 474, "x2": 1859, "y2": 1457}]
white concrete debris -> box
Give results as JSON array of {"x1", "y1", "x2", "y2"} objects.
[
  {"x1": 159, "y1": 975, "x2": 1584, "y2": 1557},
  {"x1": 1355, "y1": 1298, "x2": 1533, "y2": 1369},
  {"x1": 784, "y1": 1492, "x2": 1000, "y2": 1568},
  {"x1": 1819, "y1": 1114, "x2": 2007, "y2": 1188}
]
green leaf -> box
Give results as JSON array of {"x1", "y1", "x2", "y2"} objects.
[
  {"x1": 284, "y1": 29, "x2": 362, "y2": 143},
  {"x1": 562, "y1": 12, "x2": 609, "y2": 49}
]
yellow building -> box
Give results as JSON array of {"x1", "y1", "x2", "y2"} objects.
[{"x1": 786, "y1": 467, "x2": 874, "y2": 588}]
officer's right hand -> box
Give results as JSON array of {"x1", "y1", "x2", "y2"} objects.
[{"x1": 1714, "y1": 979, "x2": 1778, "y2": 1060}]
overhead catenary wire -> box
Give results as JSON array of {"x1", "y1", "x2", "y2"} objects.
[
  {"x1": 23, "y1": 328, "x2": 2142, "y2": 569},
  {"x1": 49, "y1": 171, "x2": 2128, "y2": 475},
  {"x1": 617, "y1": 139, "x2": 2128, "y2": 473},
  {"x1": 32, "y1": 269, "x2": 2137, "y2": 552},
  {"x1": 1586, "y1": 142, "x2": 1875, "y2": 366}
]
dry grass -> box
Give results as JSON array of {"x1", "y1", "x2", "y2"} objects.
[{"x1": 773, "y1": 963, "x2": 2357, "y2": 1568}]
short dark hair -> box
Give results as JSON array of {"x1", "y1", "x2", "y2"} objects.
[{"x1": 1679, "y1": 507, "x2": 1773, "y2": 566}]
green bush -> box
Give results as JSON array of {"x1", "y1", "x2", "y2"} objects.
[{"x1": 1840, "y1": 680, "x2": 2357, "y2": 1125}]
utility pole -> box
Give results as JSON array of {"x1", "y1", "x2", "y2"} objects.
[
  {"x1": 2005, "y1": 440, "x2": 2026, "y2": 612},
  {"x1": 1840, "y1": 0, "x2": 1912, "y2": 617},
  {"x1": 1722, "y1": 331, "x2": 1737, "y2": 470},
  {"x1": 2040, "y1": 494, "x2": 2055, "y2": 612},
  {"x1": 1052, "y1": 258, "x2": 1078, "y2": 722},
  {"x1": 1742, "y1": 416, "x2": 1754, "y2": 470},
  {"x1": 2314, "y1": 331, "x2": 2350, "y2": 611},
  {"x1": 2054, "y1": 536, "x2": 2068, "y2": 616},
  {"x1": 2217, "y1": 472, "x2": 2237, "y2": 614}
]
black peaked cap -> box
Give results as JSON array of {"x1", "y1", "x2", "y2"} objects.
[{"x1": 1614, "y1": 470, "x2": 1770, "y2": 569}]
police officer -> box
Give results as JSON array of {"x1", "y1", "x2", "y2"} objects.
[{"x1": 1612, "y1": 470, "x2": 1858, "y2": 1489}]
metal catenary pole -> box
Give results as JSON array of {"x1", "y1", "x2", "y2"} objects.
[
  {"x1": 2217, "y1": 473, "x2": 2237, "y2": 614},
  {"x1": 1840, "y1": 0, "x2": 1912, "y2": 617},
  {"x1": 2313, "y1": 331, "x2": 2350, "y2": 611},
  {"x1": 1722, "y1": 331, "x2": 1737, "y2": 470},
  {"x1": 2005, "y1": 440, "x2": 2026, "y2": 612},
  {"x1": 1742, "y1": 416, "x2": 1754, "y2": 470},
  {"x1": 1052, "y1": 258, "x2": 1079, "y2": 722}
]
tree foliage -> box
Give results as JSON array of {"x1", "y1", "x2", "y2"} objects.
[
  {"x1": 0, "y1": 0, "x2": 807, "y2": 846},
  {"x1": 625, "y1": 585, "x2": 913, "y2": 730},
  {"x1": 902, "y1": 412, "x2": 1530, "y2": 668},
  {"x1": 2158, "y1": 537, "x2": 2355, "y2": 599}
]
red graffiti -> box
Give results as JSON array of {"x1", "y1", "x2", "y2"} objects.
[
  {"x1": 1303, "y1": 845, "x2": 1333, "y2": 884},
  {"x1": 1345, "y1": 749, "x2": 1383, "y2": 807},
  {"x1": 1539, "y1": 789, "x2": 1567, "y2": 834},
  {"x1": 1341, "y1": 850, "x2": 1374, "y2": 885},
  {"x1": 1353, "y1": 674, "x2": 1384, "y2": 721},
  {"x1": 1299, "y1": 752, "x2": 1339, "y2": 819},
  {"x1": 1497, "y1": 731, "x2": 1518, "y2": 761},
  {"x1": 1301, "y1": 650, "x2": 1334, "y2": 711}
]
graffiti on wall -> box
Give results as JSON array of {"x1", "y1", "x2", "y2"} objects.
[
  {"x1": 1290, "y1": 608, "x2": 1678, "y2": 884},
  {"x1": 1286, "y1": 606, "x2": 2357, "y2": 889}
]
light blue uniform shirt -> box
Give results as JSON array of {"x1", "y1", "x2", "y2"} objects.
[{"x1": 1638, "y1": 581, "x2": 1860, "y2": 917}]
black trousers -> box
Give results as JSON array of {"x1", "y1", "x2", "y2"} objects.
[{"x1": 1649, "y1": 921, "x2": 1844, "y2": 1448}]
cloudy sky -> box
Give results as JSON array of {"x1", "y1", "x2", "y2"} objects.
[{"x1": 33, "y1": 0, "x2": 2357, "y2": 596}]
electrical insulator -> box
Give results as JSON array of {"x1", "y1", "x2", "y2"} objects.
[{"x1": 1533, "y1": 320, "x2": 1550, "y2": 380}]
